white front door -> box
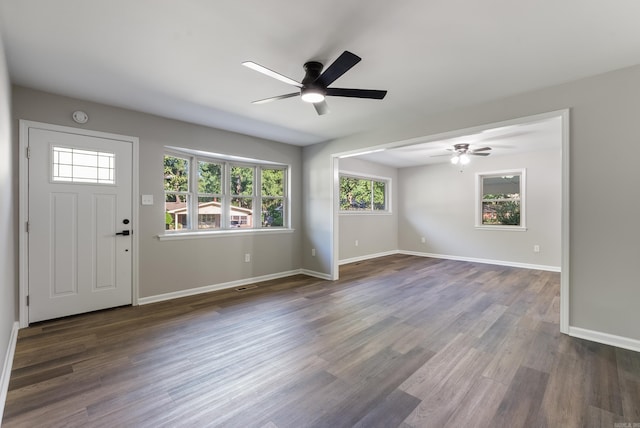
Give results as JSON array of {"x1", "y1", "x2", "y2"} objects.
[{"x1": 28, "y1": 127, "x2": 133, "y2": 323}]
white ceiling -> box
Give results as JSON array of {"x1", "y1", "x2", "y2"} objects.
[
  {"x1": 1, "y1": 1, "x2": 640, "y2": 147},
  {"x1": 356, "y1": 115, "x2": 562, "y2": 168}
]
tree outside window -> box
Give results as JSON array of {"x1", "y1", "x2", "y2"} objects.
[
  {"x1": 197, "y1": 160, "x2": 223, "y2": 229},
  {"x1": 230, "y1": 165, "x2": 254, "y2": 228},
  {"x1": 261, "y1": 168, "x2": 285, "y2": 227},
  {"x1": 340, "y1": 174, "x2": 389, "y2": 212},
  {"x1": 164, "y1": 150, "x2": 289, "y2": 232},
  {"x1": 164, "y1": 155, "x2": 189, "y2": 230},
  {"x1": 476, "y1": 169, "x2": 526, "y2": 229}
]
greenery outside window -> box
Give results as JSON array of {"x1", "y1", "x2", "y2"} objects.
[
  {"x1": 198, "y1": 159, "x2": 223, "y2": 229},
  {"x1": 261, "y1": 168, "x2": 285, "y2": 227},
  {"x1": 339, "y1": 173, "x2": 390, "y2": 213},
  {"x1": 164, "y1": 150, "x2": 289, "y2": 233},
  {"x1": 476, "y1": 169, "x2": 526, "y2": 230},
  {"x1": 229, "y1": 165, "x2": 254, "y2": 229},
  {"x1": 164, "y1": 155, "x2": 190, "y2": 230}
]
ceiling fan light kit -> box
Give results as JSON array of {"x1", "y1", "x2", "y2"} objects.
[
  {"x1": 448, "y1": 143, "x2": 491, "y2": 166},
  {"x1": 243, "y1": 51, "x2": 387, "y2": 115},
  {"x1": 451, "y1": 153, "x2": 471, "y2": 165},
  {"x1": 300, "y1": 88, "x2": 325, "y2": 103}
]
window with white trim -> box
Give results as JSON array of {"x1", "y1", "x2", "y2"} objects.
[
  {"x1": 164, "y1": 150, "x2": 288, "y2": 232},
  {"x1": 476, "y1": 169, "x2": 526, "y2": 229},
  {"x1": 339, "y1": 173, "x2": 390, "y2": 212}
]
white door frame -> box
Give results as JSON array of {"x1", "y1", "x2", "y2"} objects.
[{"x1": 19, "y1": 120, "x2": 140, "y2": 328}]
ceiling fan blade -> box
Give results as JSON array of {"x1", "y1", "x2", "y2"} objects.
[
  {"x1": 326, "y1": 88, "x2": 387, "y2": 99},
  {"x1": 470, "y1": 152, "x2": 491, "y2": 156},
  {"x1": 470, "y1": 147, "x2": 492, "y2": 152},
  {"x1": 430, "y1": 154, "x2": 453, "y2": 157},
  {"x1": 252, "y1": 93, "x2": 299, "y2": 104},
  {"x1": 313, "y1": 100, "x2": 330, "y2": 116},
  {"x1": 242, "y1": 61, "x2": 302, "y2": 87},
  {"x1": 317, "y1": 51, "x2": 361, "y2": 87}
]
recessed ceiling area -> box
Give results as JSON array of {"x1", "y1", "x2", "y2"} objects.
[
  {"x1": 353, "y1": 116, "x2": 562, "y2": 168},
  {"x1": 0, "y1": 1, "x2": 639, "y2": 146}
]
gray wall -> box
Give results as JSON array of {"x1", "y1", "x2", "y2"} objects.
[
  {"x1": 0, "y1": 31, "x2": 16, "y2": 399},
  {"x1": 398, "y1": 150, "x2": 561, "y2": 268},
  {"x1": 12, "y1": 86, "x2": 303, "y2": 299},
  {"x1": 303, "y1": 63, "x2": 640, "y2": 342},
  {"x1": 338, "y1": 157, "x2": 398, "y2": 262}
]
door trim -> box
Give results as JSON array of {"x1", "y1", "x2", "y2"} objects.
[{"x1": 19, "y1": 120, "x2": 140, "y2": 327}]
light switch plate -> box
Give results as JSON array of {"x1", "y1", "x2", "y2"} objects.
[{"x1": 141, "y1": 194, "x2": 154, "y2": 205}]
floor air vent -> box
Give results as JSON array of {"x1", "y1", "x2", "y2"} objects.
[{"x1": 235, "y1": 285, "x2": 258, "y2": 292}]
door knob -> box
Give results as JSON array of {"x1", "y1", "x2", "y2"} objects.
[{"x1": 115, "y1": 230, "x2": 131, "y2": 236}]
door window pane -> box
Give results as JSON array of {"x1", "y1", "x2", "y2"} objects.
[{"x1": 52, "y1": 146, "x2": 115, "y2": 184}]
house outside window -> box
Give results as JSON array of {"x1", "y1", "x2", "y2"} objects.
[
  {"x1": 164, "y1": 150, "x2": 288, "y2": 233},
  {"x1": 476, "y1": 169, "x2": 526, "y2": 230},
  {"x1": 339, "y1": 172, "x2": 390, "y2": 213}
]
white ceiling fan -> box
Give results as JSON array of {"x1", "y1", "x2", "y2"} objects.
[{"x1": 431, "y1": 143, "x2": 492, "y2": 165}]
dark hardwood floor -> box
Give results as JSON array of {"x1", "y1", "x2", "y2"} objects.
[{"x1": 3, "y1": 255, "x2": 640, "y2": 427}]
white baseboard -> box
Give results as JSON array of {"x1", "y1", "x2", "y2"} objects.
[
  {"x1": 399, "y1": 250, "x2": 561, "y2": 272},
  {"x1": 299, "y1": 269, "x2": 333, "y2": 281},
  {"x1": 138, "y1": 270, "x2": 305, "y2": 305},
  {"x1": 339, "y1": 250, "x2": 400, "y2": 266},
  {"x1": 140, "y1": 252, "x2": 557, "y2": 306},
  {"x1": 568, "y1": 326, "x2": 640, "y2": 353},
  {"x1": 0, "y1": 321, "x2": 19, "y2": 423}
]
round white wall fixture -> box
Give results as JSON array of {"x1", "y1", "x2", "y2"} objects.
[{"x1": 72, "y1": 110, "x2": 89, "y2": 124}]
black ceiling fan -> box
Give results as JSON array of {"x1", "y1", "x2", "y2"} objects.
[{"x1": 242, "y1": 50, "x2": 387, "y2": 115}]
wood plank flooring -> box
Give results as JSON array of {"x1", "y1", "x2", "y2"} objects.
[{"x1": 3, "y1": 255, "x2": 640, "y2": 427}]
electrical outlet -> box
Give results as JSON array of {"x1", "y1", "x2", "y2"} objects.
[
  {"x1": 311, "y1": 248, "x2": 316, "y2": 257},
  {"x1": 355, "y1": 240, "x2": 359, "y2": 247},
  {"x1": 421, "y1": 236, "x2": 426, "y2": 243},
  {"x1": 533, "y1": 245, "x2": 540, "y2": 253},
  {"x1": 244, "y1": 253, "x2": 251, "y2": 262}
]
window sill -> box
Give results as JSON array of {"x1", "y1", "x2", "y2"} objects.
[
  {"x1": 475, "y1": 225, "x2": 527, "y2": 232},
  {"x1": 158, "y1": 228, "x2": 295, "y2": 241},
  {"x1": 339, "y1": 211, "x2": 392, "y2": 216}
]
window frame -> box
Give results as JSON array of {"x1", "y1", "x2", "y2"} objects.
[
  {"x1": 163, "y1": 148, "x2": 290, "y2": 236},
  {"x1": 475, "y1": 168, "x2": 527, "y2": 231},
  {"x1": 339, "y1": 171, "x2": 392, "y2": 215},
  {"x1": 51, "y1": 145, "x2": 116, "y2": 185}
]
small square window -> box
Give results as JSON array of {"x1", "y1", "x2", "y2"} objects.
[{"x1": 476, "y1": 169, "x2": 526, "y2": 229}]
